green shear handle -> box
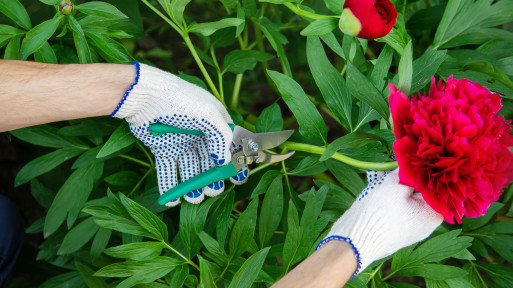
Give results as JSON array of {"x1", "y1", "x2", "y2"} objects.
[{"x1": 149, "y1": 123, "x2": 237, "y2": 205}]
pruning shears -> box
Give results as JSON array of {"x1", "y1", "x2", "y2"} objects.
[{"x1": 149, "y1": 123, "x2": 295, "y2": 205}]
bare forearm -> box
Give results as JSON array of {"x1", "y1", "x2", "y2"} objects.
[
  {"x1": 272, "y1": 241, "x2": 357, "y2": 288},
  {"x1": 0, "y1": 60, "x2": 135, "y2": 132}
]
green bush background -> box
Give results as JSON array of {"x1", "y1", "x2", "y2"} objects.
[{"x1": 2, "y1": 0, "x2": 513, "y2": 287}]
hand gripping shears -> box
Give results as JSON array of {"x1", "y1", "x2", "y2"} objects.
[{"x1": 149, "y1": 123, "x2": 295, "y2": 205}]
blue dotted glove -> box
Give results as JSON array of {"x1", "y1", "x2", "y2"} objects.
[{"x1": 112, "y1": 62, "x2": 246, "y2": 206}]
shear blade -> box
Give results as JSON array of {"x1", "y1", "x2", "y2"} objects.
[
  {"x1": 260, "y1": 151, "x2": 295, "y2": 163},
  {"x1": 258, "y1": 130, "x2": 294, "y2": 150}
]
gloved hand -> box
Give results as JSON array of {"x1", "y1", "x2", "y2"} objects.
[
  {"x1": 111, "y1": 62, "x2": 249, "y2": 206},
  {"x1": 317, "y1": 169, "x2": 443, "y2": 277}
]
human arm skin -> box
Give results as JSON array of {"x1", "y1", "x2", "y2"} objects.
[
  {"x1": 0, "y1": 60, "x2": 135, "y2": 132},
  {"x1": 271, "y1": 241, "x2": 357, "y2": 288}
]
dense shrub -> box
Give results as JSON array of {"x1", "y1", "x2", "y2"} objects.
[{"x1": 3, "y1": 0, "x2": 513, "y2": 287}]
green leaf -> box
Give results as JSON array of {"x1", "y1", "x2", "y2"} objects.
[
  {"x1": 69, "y1": 16, "x2": 94, "y2": 64},
  {"x1": 219, "y1": 0, "x2": 237, "y2": 8},
  {"x1": 260, "y1": 18, "x2": 292, "y2": 76},
  {"x1": 197, "y1": 231, "x2": 229, "y2": 265},
  {"x1": 198, "y1": 256, "x2": 215, "y2": 288},
  {"x1": 0, "y1": 24, "x2": 23, "y2": 35},
  {"x1": 255, "y1": 103, "x2": 283, "y2": 132},
  {"x1": 321, "y1": 132, "x2": 385, "y2": 161},
  {"x1": 283, "y1": 187, "x2": 328, "y2": 271},
  {"x1": 178, "y1": 72, "x2": 207, "y2": 90},
  {"x1": 97, "y1": 123, "x2": 135, "y2": 158},
  {"x1": 168, "y1": 264, "x2": 189, "y2": 288},
  {"x1": 410, "y1": 49, "x2": 447, "y2": 93},
  {"x1": 40, "y1": 272, "x2": 84, "y2": 288},
  {"x1": 20, "y1": 15, "x2": 63, "y2": 60},
  {"x1": 10, "y1": 125, "x2": 88, "y2": 149},
  {"x1": 92, "y1": 217, "x2": 154, "y2": 239},
  {"x1": 289, "y1": 155, "x2": 327, "y2": 176},
  {"x1": 4, "y1": 34, "x2": 21, "y2": 59},
  {"x1": 222, "y1": 50, "x2": 273, "y2": 74},
  {"x1": 104, "y1": 242, "x2": 165, "y2": 261},
  {"x1": 45, "y1": 162, "x2": 103, "y2": 237},
  {"x1": 396, "y1": 264, "x2": 467, "y2": 280},
  {"x1": 398, "y1": 40, "x2": 413, "y2": 95},
  {"x1": 300, "y1": 18, "x2": 338, "y2": 36},
  {"x1": 307, "y1": 36, "x2": 352, "y2": 130},
  {"x1": 326, "y1": 160, "x2": 365, "y2": 196},
  {"x1": 15, "y1": 148, "x2": 82, "y2": 187},
  {"x1": 229, "y1": 197, "x2": 258, "y2": 258},
  {"x1": 228, "y1": 247, "x2": 270, "y2": 288},
  {"x1": 180, "y1": 199, "x2": 216, "y2": 258},
  {"x1": 58, "y1": 217, "x2": 99, "y2": 255},
  {"x1": 0, "y1": 0, "x2": 31, "y2": 30},
  {"x1": 463, "y1": 202, "x2": 505, "y2": 231},
  {"x1": 346, "y1": 63, "x2": 390, "y2": 119},
  {"x1": 120, "y1": 194, "x2": 169, "y2": 242},
  {"x1": 91, "y1": 228, "x2": 112, "y2": 264},
  {"x1": 324, "y1": 0, "x2": 344, "y2": 14},
  {"x1": 34, "y1": 41, "x2": 57, "y2": 64},
  {"x1": 250, "y1": 170, "x2": 282, "y2": 198},
  {"x1": 432, "y1": 0, "x2": 513, "y2": 49},
  {"x1": 267, "y1": 70, "x2": 327, "y2": 142},
  {"x1": 370, "y1": 45, "x2": 394, "y2": 91},
  {"x1": 40, "y1": 0, "x2": 61, "y2": 5},
  {"x1": 95, "y1": 257, "x2": 181, "y2": 288},
  {"x1": 216, "y1": 189, "x2": 234, "y2": 246},
  {"x1": 75, "y1": 2, "x2": 128, "y2": 20},
  {"x1": 189, "y1": 18, "x2": 244, "y2": 36},
  {"x1": 85, "y1": 31, "x2": 132, "y2": 63},
  {"x1": 169, "y1": 0, "x2": 191, "y2": 25},
  {"x1": 104, "y1": 171, "x2": 140, "y2": 186},
  {"x1": 479, "y1": 263, "x2": 513, "y2": 288},
  {"x1": 259, "y1": 175, "x2": 284, "y2": 247},
  {"x1": 76, "y1": 262, "x2": 110, "y2": 288},
  {"x1": 409, "y1": 230, "x2": 473, "y2": 263}
]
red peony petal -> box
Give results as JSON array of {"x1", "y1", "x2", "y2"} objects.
[{"x1": 390, "y1": 76, "x2": 513, "y2": 223}]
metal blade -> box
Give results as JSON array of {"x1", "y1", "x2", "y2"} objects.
[
  {"x1": 258, "y1": 130, "x2": 294, "y2": 150},
  {"x1": 259, "y1": 151, "x2": 295, "y2": 163}
]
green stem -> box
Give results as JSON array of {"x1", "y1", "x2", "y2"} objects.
[
  {"x1": 140, "y1": 0, "x2": 182, "y2": 33},
  {"x1": 127, "y1": 168, "x2": 152, "y2": 198},
  {"x1": 249, "y1": 162, "x2": 274, "y2": 176},
  {"x1": 367, "y1": 262, "x2": 384, "y2": 283},
  {"x1": 231, "y1": 73, "x2": 244, "y2": 109},
  {"x1": 161, "y1": 241, "x2": 200, "y2": 271},
  {"x1": 254, "y1": 22, "x2": 269, "y2": 72},
  {"x1": 214, "y1": 257, "x2": 232, "y2": 284},
  {"x1": 282, "y1": 142, "x2": 398, "y2": 170},
  {"x1": 118, "y1": 154, "x2": 151, "y2": 168},
  {"x1": 283, "y1": 2, "x2": 337, "y2": 20},
  {"x1": 136, "y1": 141, "x2": 154, "y2": 168},
  {"x1": 182, "y1": 33, "x2": 222, "y2": 101}
]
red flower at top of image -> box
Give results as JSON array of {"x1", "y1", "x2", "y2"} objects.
[
  {"x1": 341, "y1": 0, "x2": 397, "y2": 39},
  {"x1": 389, "y1": 77, "x2": 513, "y2": 224}
]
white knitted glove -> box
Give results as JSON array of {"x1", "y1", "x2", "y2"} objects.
[
  {"x1": 317, "y1": 169, "x2": 443, "y2": 276},
  {"x1": 111, "y1": 62, "x2": 249, "y2": 206}
]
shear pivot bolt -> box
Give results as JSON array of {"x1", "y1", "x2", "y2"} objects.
[{"x1": 248, "y1": 140, "x2": 259, "y2": 152}]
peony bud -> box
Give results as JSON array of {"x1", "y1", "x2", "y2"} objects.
[
  {"x1": 339, "y1": 0, "x2": 397, "y2": 40},
  {"x1": 59, "y1": 0, "x2": 73, "y2": 16}
]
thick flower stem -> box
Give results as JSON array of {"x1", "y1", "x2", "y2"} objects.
[
  {"x1": 231, "y1": 73, "x2": 244, "y2": 109},
  {"x1": 283, "y1": 2, "x2": 337, "y2": 20},
  {"x1": 282, "y1": 142, "x2": 398, "y2": 170},
  {"x1": 183, "y1": 34, "x2": 222, "y2": 102}
]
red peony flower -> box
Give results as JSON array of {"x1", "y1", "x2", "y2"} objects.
[
  {"x1": 339, "y1": 0, "x2": 397, "y2": 39},
  {"x1": 389, "y1": 76, "x2": 513, "y2": 224}
]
